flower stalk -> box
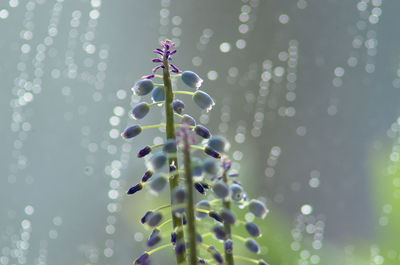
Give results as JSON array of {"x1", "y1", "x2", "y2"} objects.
[{"x1": 222, "y1": 164, "x2": 235, "y2": 265}]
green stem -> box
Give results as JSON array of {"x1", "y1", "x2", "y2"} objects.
[
  {"x1": 182, "y1": 128, "x2": 198, "y2": 265},
  {"x1": 149, "y1": 101, "x2": 165, "y2": 107},
  {"x1": 163, "y1": 53, "x2": 186, "y2": 264},
  {"x1": 148, "y1": 243, "x2": 173, "y2": 255},
  {"x1": 173, "y1": 91, "x2": 195, "y2": 96},
  {"x1": 233, "y1": 256, "x2": 259, "y2": 264},
  {"x1": 222, "y1": 169, "x2": 235, "y2": 265}
]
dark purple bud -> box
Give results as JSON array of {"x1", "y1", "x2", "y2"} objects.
[
  {"x1": 229, "y1": 172, "x2": 239, "y2": 178},
  {"x1": 122, "y1": 125, "x2": 142, "y2": 139},
  {"x1": 152, "y1": 58, "x2": 162, "y2": 63},
  {"x1": 131, "y1": 102, "x2": 150, "y2": 120},
  {"x1": 147, "y1": 212, "x2": 163, "y2": 227},
  {"x1": 245, "y1": 222, "x2": 261, "y2": 237},
  {"x1": 141, "y1": 170, "x2": 154, "y2": 182},
  {"x1": 181, "y1": 71, "x2": 203, "y2": 89},
  {"x1": 182, "y1": 214, "x2": 187, "y2": 225},
  {"x1": 152, "y1": 65, "x2": 163, "y2": 73},
  {"x1": 209, "y1": 211, "x2": 223, "y2": 223},
  {"x1": 170, "y1": 64, "x2": 181, "y2": 73},
  {"x1": 163, "y1": 139, "x2": 177, "y2": 153},
  {"x1": 199, "y1": 259, "x2": 206, "y2": 264},
  {"x1": 207, "y1": 246, "x2": 224, "y2": 264},
  {"x1": 224, "y1": 239, "x2": 233, "y2": 254},
  {"x1": 171, "y1": 232, "x2": 177, "y2": 245},
  {"x1": 195, "y1": 125, "x2": 211, "y2": 139},
  {"x1": 208, "y1": 136, "x2": 227, "y2": 153},
  {"x1": 142, "y1": 74, "x2": 155, "y2": 79},
  {"x1": 245, "y1": 238, "x2": 260, "y2": 253},
  {"x1": 138, "y1": 146, "x2": 152, "y2": 158},
  {"x1": 127, "y1": 183, "x2": 143, "y2": 195},
  {"x1": 172, "y1": 99, "x2": 185, "y2": 114},
  {"x1": 193, "y1": 90, "x2": 215, "y2": 112},
  {"x1": 194, "y1": 183, "x2": 205, "y2": 195},
  {"x1": 204, "y1": 147, "x2": 221, "y2": 159},
  {"x1": 200, "y1": 182, "x2": 210, "y2": 189},
  {"x1": 141, "y1": 211, "x2": 152, "y2": 224},
  {"x1": 220, "y1": 209, "x2": 236, "y2": 225},
  {"x1": 147, "y1": 234, "x2": 161, "y2": 247},
  {"x1": 182, "y1": 114, "x2": 196, "y2": 126},
  {"x1": 134, "y1": 252, "x2": 149, "y2": 265},
  {"x1": 149, "y1": 228, "x2": 160, "y2": 240},
  {"x1": 132, "y1": 79, "x2": 154, "y2": 96},
  {"x1": 175, "y1": 240, "x2": 186, "y2": 256},
  {"x1": 213, "y1": 225, "x2": 227, "y2": 240}
]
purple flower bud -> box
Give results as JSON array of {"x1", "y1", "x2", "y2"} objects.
[
  {"x1": 170, "y1": 63, "x2": 181, "y2": 73},
  {"x1": 224, "y1": 239, "x2": 233, "y2": 254},
  {"x1": 194, "y1": 183, "x2": 205, "y2": 194},
  {"x1": 182, "y1": 214, "x2": 187, "y2": 225},
  {"x1": 197, "y1": 233, "x2": 203, "y2": 243},
  {"x1": 220, "y1": 209, "x2": 236, "y2": 225},
  {"x1": 194, "y1": 125, "x2": 211, "y2": 139},
  {"x1": 142, "y1": 74, "x2": 155, "y2": 80},
  {"x1": 149, "y1": 228, "x2": 160, "y2": 240},
  {"x1": 147, "y1": 234, "x2": 161, "y2": 247},
  {"x1": 196, "y1": 200, "x2": 210, "y2": 219},
  {"x1": 203, "y1": 158, "x2": 218, "y2": 175},
  {"x1": 172, "y1": 99, "x2": 185, "y2": 114},
  {"x1": 213, "y1": 225, "x2": 227, "y2": 240},
  {"x1": 213, "y1": 181, "x2": 229, "y2": 198},
  {"x1": 131, "y1": 102, "x2": 150, "y2": 120},
  {"x1": 200, "y1": 182, "x2": 210, "y2": 189},
  {"x1": 150, "y1": 152, "x2": 167, "y2": 170},
  {"x1": 182, "y1": 114, "x2": 196, "y2": 126},
  {"x1": 171, "y1": 232, "x2": 177, "y2": 245},
  {"x1": 152, "y1": 86, "x2": 165, "y2": 102},
  {"x1": 141, "y1": 211, "x2": 152, "y2": 224},
  {"x1": 181, "y1": 71, "x2": 203, "y2": 89},
  {"x1": 204, "y1": 147, "x2": 221, "y2": 159},
  {"x1": 249, "y1": 199, "x2": 269, "y2": 219},
  {"x1": 199, "y1": 259, "x2": 206, "y2": 264},
  {"x1": 127, "y1": 183, "x2": 143, "y2": 195},
  {"x1": 192, "y1": 157, "x2": 203, "y2": 176},
  {"x1": 207, "y1": 246, "x2": 224, "y2": 264},
  {"x1": 141, "y1": 170, "x2": 154, "y2": 182},
  {"x1": 193, "y1": 90, "x2": 215, "y2": 112},
  {"x1": 245, "y1": 222, "x2": 261, "y2": 237},
  {"x1": 208, "y1": 136, "x2": 227, "y2": 153},
  {"x1": 209, "y1": 211, "x2": 223, "y2": 223},
  {"x1": 132, "y1": 79, "x2": 154, "y2": 96},
  {"x1": 122, "y1": 125, "x2": 142, "y2": 139},
  {"x1": 147, "y1": 212, "x2": 163, "y2": 227},
  {"x1": 138, "y1": 146, "x2": 152, "y2": 158},
  {"x1": 175, "y1": 240, "x2": 186, "y2": 256},
  {"x1": 150, "y1": 174, "x2": 168, "y2": 193},
  {"x1": 163, "y1": 139, "x2": 177, "y2": 153},
  {"x1": 258, "y1": 260, "x2": 269, "y2": 265},
  {"x1": 245, "y1": 238, "x2": 260, "y2": 253},
  {"x1": 152, "y1": 58, "x2": 162, "y2": 63},
  {"x1": 230, "y1": 184, "x2": 244, "y2": 201},
  {"x1": 172, "y1": 187, "x2": 186, "y2": 212},
  {"x1": 134, "y1": 252, "x2": 150, "y2": 265}
]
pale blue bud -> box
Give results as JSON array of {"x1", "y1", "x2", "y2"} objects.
[
  {"x1": 132, "y1": 79, "x2": 154, "y2": 96},
  {"x1": 131, "y1": 102, "x2": 150, "y2": 120},
  {"x1": 181, "y1": 71, "x2": 203, "y2": 89},
  {"x1": 249, "y1": 199, "x2": 268, "y2": 219},
  {"x1": 152, "y1": 86, "x2": 165, "y2": 102},
  {"x1": 193, "y1": 90, "x2": 215, "y2": 112}
]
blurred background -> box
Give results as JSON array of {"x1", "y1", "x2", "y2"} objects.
[{"x1": 1, "y1": 0, "x2": 400, "y2": 264}]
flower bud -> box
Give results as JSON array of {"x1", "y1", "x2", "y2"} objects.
[
  {"x1": 172, "y1": 187, "x2": 186, "y2": 214},
  {"x1": 245, "y1": 238, "x2": 260, "y2": 253},
  {"x1": 172, "y1": 99, "x2": 185, "y2": 114},
  {"x1": 181, "y1": 71, "x2": 203, "y2": 89},
  {"x1": 131, "y1": 102, "x2": 150, "y2": 120},
  {"x1": 213, "y1": 225, "x2": 227, "y2": 240},
  {"x1": 152, "y1": 86, "x2": 165, "y2": 102},
  {"x1": 132, "y1": 79, "x2": 154, "y2": 96},
  {"x1": 175, "y1": 240, "x2": 186, "y2": 256},
  {"x1": 194, "y1": 183, "x2": 205, "y2": 194},
  {"x1": 224, "y1": 239, "x2": 233, "y2": 254},
  {"x1": 141, "y1": 211, "x2": 152, "y2": 224},
  {"x1": 171, "y1": 232, "x2": 177, "y2": 245},
  {"x1": 150, "y1": 152, "x2": 167, "y2": 170},
  {"x1": 220, "y1": 209, "x2": 236, "y2": 225},
  {"x1": 245, "y1": 222, "x2": 261, "y2": 237},
  {"x1": 230, "y1": 184, "x2": 244, "y2": 201},
  {"x1": 199, "y1": 259, "x2": 206, "y2": 264},
  {"x1": 150, "y1": 174, "x2": 168, "y2": 193},
  {"x1": 134, "y1": 252, "x2": 150, "y2": 265},
  {"x1": 182, "y1": 114, "x2": 196, "y2": 126},
  {"x1": 248, "y1": 199, "x2": 269, "y2": 219},
  {"x1": 122, "y1": 125, "x2": 142, "y2": 139},
  {"x1": 204, "y1": 146, "x2": 221, "y2": 159},
  {"x1": 194, "y1": 125, "x2": 211, "y2": 139},
  {"x1": 213, "y1": 181, "x2": 229, "y2": 198},
  {"x1": 147, "y1": 231, "x2": 161, "y2": 247},
  {"x1": 192, "y1": 157, "x2": 203, "y2": 176},
  {"x1": 163, "y1": 139, "x2": 177, "y2": 153},
  {"x1": 209, "y1": 211, "x2": 223, "y2": 223},
  {"x1": 207, "y1": 246, "x2": 224, "y2": 264},
  {"x1": 208, "y1": 136, "x2": 227, "y2": 153},
  {"x1": 193, "y1": 90, "x2": 215, "y2": 112},
  {"x1": 196, "y1": 200, "x2": 210, "y2": 219},
  {"x1": 147, "y1": 212, "x2": 163, "y2": 227},
  {"x1": 141, "y1": 170, "x2": 154, "y2": 182},
  {"x1": 127, "y1": 183, "x2": 143, "y2": 195},
  {"x1": 138, "y1": 146, "x2": 152, "y2": 158},
  {"x1": 203, "y1": 158, "x2": 218, "y2": 175},
  {"x1": 197, "y1": 232, "x2": 203, "y2": 243}
]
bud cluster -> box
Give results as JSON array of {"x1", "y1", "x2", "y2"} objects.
[{"x1": 121, "y1": 39, "x2": 269, "y2": 265}]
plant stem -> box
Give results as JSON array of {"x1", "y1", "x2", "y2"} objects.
[
  {"x1": 182, "y1": 128, "x2": 198, "y2": 265},
  {"x1": 163, "y1": 53, "x2": 186, "y2": 265},
  {"x1": 222, "y1": 169, "x2": 235, "y2": 265}
]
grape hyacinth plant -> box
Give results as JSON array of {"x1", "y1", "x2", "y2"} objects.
[{"x1": 122, "y1": 39, "x2": 269, "y2": 265}]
